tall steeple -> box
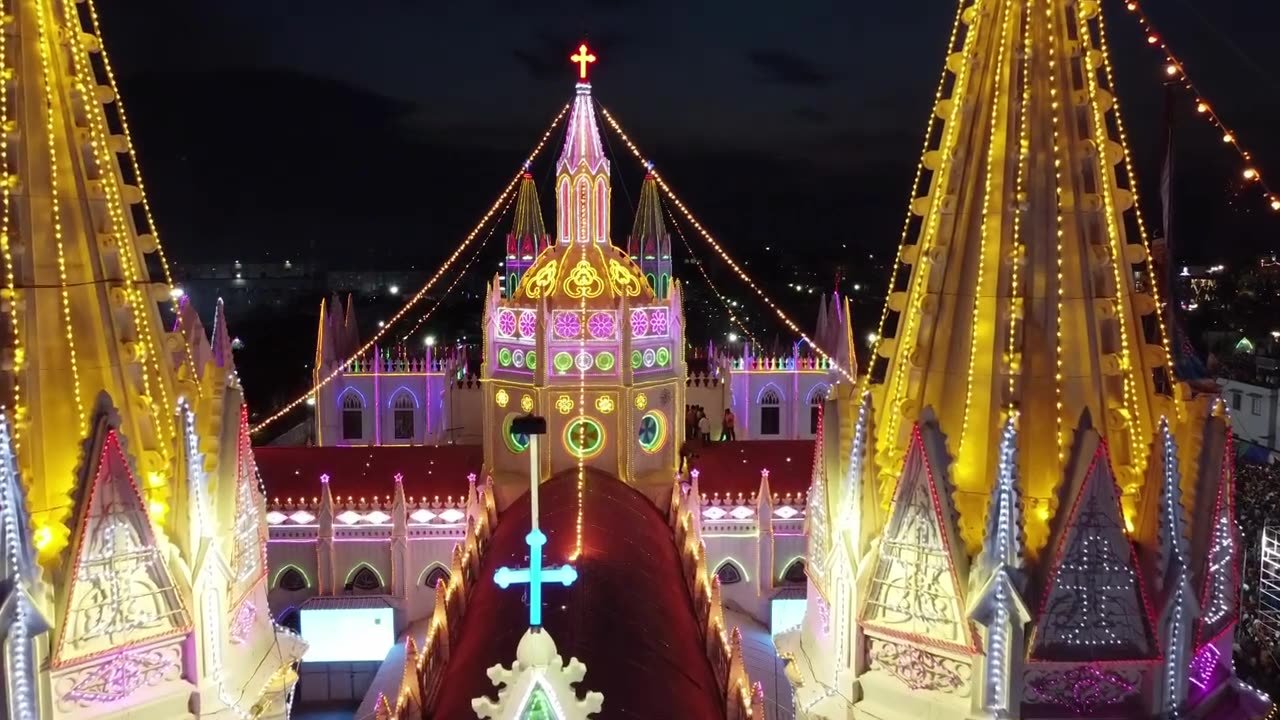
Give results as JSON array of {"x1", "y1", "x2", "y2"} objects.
[
  {"x1": 627, "y1": 168, "x2": 673, "y2": 298},
  {"x1": 0, "y1": 0, "x2": 302, "y2": 715},
  {"x1": 556, "y1": 44, "x2": 610, "y2": 246},
  {"x1": 504, "y1": 166, "x2": 550, "y2": 297},
  {"x1": 867, "y1": 0, "x2": 1177, "y2": 553}
]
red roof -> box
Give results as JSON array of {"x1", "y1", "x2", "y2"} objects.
[
  {"x1": 431, "y1": 469, "x2": 725, "y2": 719},
  {"x1": 689, "y1": 440, "x2": 816, "y2": 497},
  {"x1": 252, "y1": 445, "x2": 481, "y2": 503}
]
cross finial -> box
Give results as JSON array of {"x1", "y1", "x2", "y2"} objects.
[
  {"x1": 644, "y1": 160, "x2": 654, "y2": 173},
  {"x1": 571, "y1": 43, "x2": 597, "y2": 81}
]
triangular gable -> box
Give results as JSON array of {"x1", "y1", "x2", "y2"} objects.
[
  {"x1": 229, "y1": 406, "x2": 268, "y2": 607},
  {"x1": 859, "y1": 421, "x2": 975, "y2": 653},
  {"x1": 1195, "y1": 434, "x2": 1238, "y2": 646},
  {"x1": 1030, "y1": 441, "x2": 1157, "y2": 661},
  {"x1": 518, "y1": 681, "x2": 559, "y2": 720},
  {"x1": 54, "y1": 421, "x2": 191, "y2": 666}
]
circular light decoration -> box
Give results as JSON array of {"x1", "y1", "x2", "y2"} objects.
[
  {"x1": 643, "y1": 348, "x2": 656, "y2": 368},
  {"x1": 630, "y1": 308, "x2": 649, "y2": 337},
  {"x1": 518, "y1": 310, "x2": 537, "y2": 338},
  {"x1": 564, "y1": 417, "x2": 605, "y2": 460},
  {"x1": 520, "y1": 394, "x2": 535, "y2": 413},
  {"x1": 631, "y1": 350, "x2": 643, "y2": 370},
  {"x1": 555, "y1": 395, "x2": 575, "y2": 415},
  {"x1": 526, "y1": 351, "x2": 537, "y2": 370},
  {"x1": 648, "y1": 308, "x2": 669, "y2": 335},
  {"x1": 498, "y1": 347, "x2": 513, "y2": 367},
  {"x1": 495, "y1": 388, "x2": 510, "y2": 408},
  {"x1": 595, "y1": 351, "x2": 615, "y2": 371},
  {"x1": 575, "y1": 351, "x2": 593, "y2": 372},
  {"x1": 588, "y1": 312, "x2": 615, "y2": 339},
  {"x1": 554, "y1": 312, "x2": 581, "y2": 339},
  {"x1": 595, "y1": 395, "x2": 615, "y2": 414},
  {"x1": 638, "y1": 411, "x2": 668, "y2": 454},
  {"x1": 634, "y1": 392, "x2": 648, "y2": 410},
  {"x1": 553, "y1": 352, "x2": 574, "y2": 374},
  {"x1": 656, "y1": 346, "x2": 671, "y2": 367},
  {"x1": 496, "y1": 309, "x2": 517, "y2": 338},
  {"x1": 513, "y1": 349, "x2": 526, "y2": 369},
  {"x1": 503, "y1": 414, "x2": 530, "y2": 454}
]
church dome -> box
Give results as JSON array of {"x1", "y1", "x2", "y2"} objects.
[{"x1": 509, "y1": 241, "x2": 656, "y2": 309}]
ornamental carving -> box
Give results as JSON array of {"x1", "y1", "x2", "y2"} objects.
[
  {"x1": 55, "y1": 642, "x2": 184, "y2": 710},
  {"x1": 607, "y1": 259, "x2": 643, "y2": 297},
  {"x1": 522, "y1": 260, "x2": 559, "y2": 299},
  {"x1": 1025, "y1": 665, "x2": 1138, "y2": 713},
  {"x1": 866, "y1": 638, "x2": 970, "y2": 696},
  {"x1": 562, "y1": 259, "x2": 604, "y2": 299}
]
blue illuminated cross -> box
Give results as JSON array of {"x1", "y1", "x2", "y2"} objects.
[{"x1": 494, "y1": 528, "x2": 578, "y2": 627}]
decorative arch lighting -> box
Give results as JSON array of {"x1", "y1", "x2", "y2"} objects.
[{"x1": 638, "y1": 411, "x2": 668, "y2": 454}]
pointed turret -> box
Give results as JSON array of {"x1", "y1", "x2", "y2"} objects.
[
  {"x1": 211, "y1": 297, "x2": 234, "y2": 370},
  {"x1": 814, "y1": 294, "x2": 830, "y2": 352},
  {"x1": 343, "y1": 293, "x2": 360, "y2": 354},
  {"x1": 627, "y1": 169, "x2": 673, "y2": 298},
  {"x1": 867, "y1": 0, "x2": 1177, "y2": 555},
  {"x1": 177, "y1": 296, "x2": 214, "y2": 378},
  {"x1": 0, "y1": 410, "x2": 47, "y2": 720},
  {"x1": 555, "y1": 44, "x2": 610, "y2": 247},
  {"x1": 504, "y1": 168, "x2": 550, "y2": 297}
]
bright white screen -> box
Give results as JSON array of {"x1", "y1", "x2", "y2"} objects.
[
  {"x1": 771, "y1": 598, "x2": 806, "y2": 637},
  {"x1": 300, "y1": 607, "x2": 395, "y2": 662}
]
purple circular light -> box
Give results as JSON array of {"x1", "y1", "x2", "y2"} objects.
[
  {"x1": 630, "y1": 309, "x2": 649, "y2": 337},
  {"x1": 496, "y1": 309, "x2": 516, "y2": 338},
  {"x1": 554, "y1": 312, "x2": 581, "y2": 339},
  {"x1": 648, "y1": 309, "x2": 669, "y2": 335},
  {"x1": 588, "y1": 312, "x2": 615, "y2": 339},
  {"x1": 518, "y1": 310, "x2": 537, "y2": 338}
]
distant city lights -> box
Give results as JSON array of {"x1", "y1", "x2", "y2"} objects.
[{"x1": 389, "y1": 285, "x2": 400, "y2": 296}]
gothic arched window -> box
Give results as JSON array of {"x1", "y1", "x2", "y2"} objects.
[
  {"x1": 759, "y1": 387, "x2": 782, "y2": 436},
  {"x1": 808, "y1": 385, "x2": 828, "y2": 435},
  {"x1": 341, "y1": 391, "x2": 364, "y2": 440},
  {"x1": 423, "y1": 565, "x2": 450, "y2": 590},
  {"x1": 346, "y1": 565, "x2": 383, "y2": 594},
  {"x1": 715, "y1": 560, "x2": 745, "y2": 586},
  {"x1": 276, "y1": 566, "x2": 308, "y2": 592},
  {"x1": 782, "y1": 559, "x2": 807, "y2": 584},
  {"x1": 392, "y1": 392, "x2": 415, "y2": 440}
]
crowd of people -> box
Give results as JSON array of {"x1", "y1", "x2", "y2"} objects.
[
  {"x1": 1234, "y1": 460, "x2": 1280, "y2": 696},
  {"x1": 679, "y1": 405, "x2": 735, "y2": 472}
]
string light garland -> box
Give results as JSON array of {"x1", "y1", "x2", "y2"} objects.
[
  {"x1": 0, "y1": 12, "x2": 19, "y2": 459},
  {"x1": 661, "y1": 203, "x2": 759, "y2": 348},
  {"x1": 1123, "y1": 1, "x2": 1280, "y2": 213},
  {"x1": 596, "y1": 104, "x2": 855, "y2": 385},
  {"x1": 250, "y1": 104, "x2": 570, "y2": 435}
]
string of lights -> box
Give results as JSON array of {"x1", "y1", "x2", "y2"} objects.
[
  {"x1": 1123, "y1": 1, "x2": 1279, "y2": 212},
  {"x1": 398, "y1": 196, "x2": 516, "y2": 344},
  {"x1": 249, "y1": 104, "x2": 570, "y2": 435},
  {"x1": 596, "y1": 104, "x2": 854, "y2": 384},
  {"x1": 660, "y1": 204, "x2": 760, "y2": 348}
]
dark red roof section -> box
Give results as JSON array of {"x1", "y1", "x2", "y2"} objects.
[
  {"x1": 431, "y1": 469, "x2": 725, "y2": 719},
  {"x1": 252, "y1": 445, "x2": 481, "y2": 502},
  {"x1": 689, "y1": 440, "x2": 816, "y2": 497}
]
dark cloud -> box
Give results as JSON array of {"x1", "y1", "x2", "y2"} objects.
[
  {"x1": 792, "y1": 107, "x2": 830, "y2": 124},
  {"x1": 746, "y1": 49, "x2": 832, "y2": 88}
]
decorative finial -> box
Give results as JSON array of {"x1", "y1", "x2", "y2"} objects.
[
  {"x1": 571, "y1": 43, "x2": 597, "y2": 81},
  {"x1": 394, "y1": 472, "x2": 403, "y2": 485},
  {"x1": 320, "y1": 473, "x2": 330, "y2": 484},
  {"x1": 644, "y1": 160, "x2": 654, "y2": 173},
  {"x1": 523, "y1": 159, "x2": 531, "y2": 174}
]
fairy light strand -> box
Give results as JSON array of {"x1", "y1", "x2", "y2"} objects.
[
  {"x1": 1047, "y1": 0, "x2": 1067, "y2": 466},
  {"x1": 596, "y1": 105, "x2": 854, "y2": 385},
  {"x1": 661, "y1": 203, "x2": 759, "y2": 348},
  {"x1": 1123, "y1": 1, "x2": 1279, "y2": 213},
  {"x1": 0, "y1": 4, "x2": 18, "y2": 456},
  {"x1": 250, "y1": 104, "x2": 570, "y2": 435},
  {"x1": 1005, "y1": 0, "x2": 1034, "y2": 412}
]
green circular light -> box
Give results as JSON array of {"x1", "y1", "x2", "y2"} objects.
[
  {"x1": 564, "y1": 417, "x2": 605, "y2": 459},
  {"x1": 553, "y1": 352, "x2": 574, "y2": 373},
  {"x1": 656, "y1": 347, "x2": 671, "y2": 367},
  {"x1": 498, "y1": 347, "x2": 513, "y2": 367},
  {"x1": 503, "y1": 414, "x2": 530, "y2": 454},
  {"x1": 526, "y1": 351, "x2": 537, "y2": 370},
  {"x1": 638, "y1": 411, "x2": 668, "y2": 454},
  {"x1": 595, "y1": 351, "x2": 615, "y2": 371},
  {"x1": 631, "y1": 350, "x2": 643, "y2": 369}
]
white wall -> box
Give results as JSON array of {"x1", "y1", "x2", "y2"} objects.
[{"x1": 1219, "y1": 379, "x2": 1279, "y2": 451}]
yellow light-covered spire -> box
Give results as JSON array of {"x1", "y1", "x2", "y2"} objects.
[
  {"x1": 6, "y1": 0, "x2": 184, "y2": 561},
  {"x1": 866, "y1": 0, "x2": 1178, "y2": 554}
]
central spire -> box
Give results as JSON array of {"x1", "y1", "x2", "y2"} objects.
[{"x1": 557, "y1": 43, "x2": 610, "y2": 245}]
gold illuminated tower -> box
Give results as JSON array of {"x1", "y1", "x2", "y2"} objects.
[
  {"x1": 0, "y1": 1, "x2": 302, "y2": 718},
  {"x1": 786, "y1": 0, "x2": 1266, "y2": 718}
]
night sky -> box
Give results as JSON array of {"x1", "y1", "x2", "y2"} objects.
[{"x1": 98, "y1": 0, "x2": 1280, "y2": 371}]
